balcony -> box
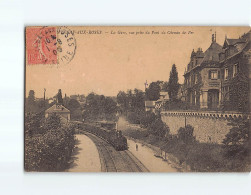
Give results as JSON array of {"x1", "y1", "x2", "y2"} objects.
[{"x1": 208, "y1": 80, "x2": 220, "y2": 88}]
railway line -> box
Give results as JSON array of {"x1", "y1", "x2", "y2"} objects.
[{"x1": 82, "y1": 131, "x2": 149, "y2": 172}]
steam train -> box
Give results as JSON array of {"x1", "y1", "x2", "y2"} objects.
[{"x1": 78, "y1": 121, "x2": 128, "y2": 151}]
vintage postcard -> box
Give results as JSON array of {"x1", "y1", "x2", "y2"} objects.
[{"x1": 25, "y1": 26, "x2": 250, "y2": 172}]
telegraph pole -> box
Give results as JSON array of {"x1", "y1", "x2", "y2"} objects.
[{"x1": 144, "y1": 80, "x2": 148, "y2": 92}]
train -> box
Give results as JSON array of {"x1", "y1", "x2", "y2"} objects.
[{"x1": 75, "y1": 121, "x2": 128, "y2": 151}]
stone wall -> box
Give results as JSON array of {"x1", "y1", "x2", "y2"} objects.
[{"x1": 161, "y1": 111, "x2": 249, "y2": 144}]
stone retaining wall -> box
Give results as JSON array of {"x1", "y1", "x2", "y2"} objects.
[{"x1": 161, "y1": 111, "x2": 250, "y2": 144}]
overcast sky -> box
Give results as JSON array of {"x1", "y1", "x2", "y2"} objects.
[{"x1": 26, "y1": 26, "x2": 250, "y2": 98}]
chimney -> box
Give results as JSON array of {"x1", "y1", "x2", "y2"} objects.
[{"x1": 212, "y1": 33, "x2": 215, "y2": 43}]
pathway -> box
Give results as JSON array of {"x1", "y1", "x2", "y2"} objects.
[
  {"x1": 68, "y1": 134, "x2": 101, "y2": 172},
  {"x1": 127, "y1": 139, "x2": 178, "y2": 172}
]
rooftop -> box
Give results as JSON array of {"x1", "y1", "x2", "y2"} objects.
[{"x1": 45, "y1": 104, "x2": 70, "y2": 113}]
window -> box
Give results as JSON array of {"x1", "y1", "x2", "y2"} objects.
[
  {"x1": 233, "y1": 63, "x2": 238, "y2": 77},
  {"x1": 211, "y1": 71, "x2": 218, "y2": 79},
  {"x1": 209, "y1": 70, "x2": 218, "y2": 79},
  {"x1": 224, "y1": 86, "x2": 230, "y2": 100},
  {"x1": 224, "y1": 68, "x2": 228, "y2": 80}
]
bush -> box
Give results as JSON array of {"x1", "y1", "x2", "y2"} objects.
[
  {"x1": 127, "y1": 111, "x2": 141, "y2": 124},
  {"x1": 148, "y1": 118, "x2": 170, "y2": 137},
  {"x1": 163, "y1": 99, "x2": 189, "y2": 111},
  {"x1": 177, "y1": 125, "x2": 196, "y2": 143},
  {"x1": 139, "y1": 111, "x2": 158, "y2": 128},
  {"x1": 222, "y1": 118, "x2": 250, "y2": 161},
  {"x1": 25, "y1": 114, "x2": 76, "y2": 171}
]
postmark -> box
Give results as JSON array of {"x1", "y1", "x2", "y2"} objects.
[
  {"x1": 26, "y1": 26, "x2": 76, "y2": 65},
  {"x1": 56, "y1": 26, "x2": 76, "y2": 65}
]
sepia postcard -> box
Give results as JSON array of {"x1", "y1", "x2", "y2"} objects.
[{"x1": 25, "y1": 26, "x2": 251, "y2": 172}]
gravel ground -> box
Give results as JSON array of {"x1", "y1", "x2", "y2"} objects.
[
  {"x1": 127, "y1": 139, "x2": 178, "y2": 172},
  {"x1": 68, "y1": 134, "x2": 101, "y2": 172}
]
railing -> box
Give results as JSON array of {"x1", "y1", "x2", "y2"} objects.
[{"x1": 160, "y1": 110, "x2": 250, "y2": 120}]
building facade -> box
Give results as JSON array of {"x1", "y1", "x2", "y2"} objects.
[
  {"x1": 183, "y1": 33, "x2": 223, "y2": 110},
  {"x1": 219, "y1": 30, "x2": 250, "y2": 112},
  {"x1": 183, "y1": 31, "x2": 250, "y2": 112},
  {"x1": 145, "y1": 101, "x2": 156, "y2": 113},
  {"x1": 45, "y1": 104, "x2": 71, "y2": 123}
]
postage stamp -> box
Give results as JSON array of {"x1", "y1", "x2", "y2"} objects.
[
  {"x1": 26, "y1": 27, "x2": 57, "y2": 65},
  {"x1": 26, "y1": 26, "x2": 76, "y2": 65}
]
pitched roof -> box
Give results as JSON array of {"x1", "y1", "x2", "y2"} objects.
[
  {"x1": 221, "y1": 30, "x2": 250, "y2": 60},
  {"x1": 226, "y1": 39, "x2": 240, "y2": 45},
  {"x1": 223, "y1": 35, "x2": 248, "y2": 48},
  {"x1": 202, "y1": 42, "x2": 223, "y2": 62},
  {"x1": 45, "y1": 104, "x2": 70, "y2": 113}
]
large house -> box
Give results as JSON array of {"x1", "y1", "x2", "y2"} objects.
[
  {"x1": 219, "y1": 30, "x2": 250, "y2": 112},
  {"x1": 183, "y1": 33, "x2": 223, "y2": 110},
  {"x1": 183, "y1": 31, "x2": 250, "y2": 112}
]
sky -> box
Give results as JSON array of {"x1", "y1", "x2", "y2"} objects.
[{"x1": 26, "y1": 26, "x2": 250, "y2": 98}]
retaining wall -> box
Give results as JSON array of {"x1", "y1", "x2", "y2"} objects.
[{"x1": 161, "y1": 111, "x2": 249, "y2": 144}]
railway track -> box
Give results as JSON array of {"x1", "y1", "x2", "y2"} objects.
[
  {"x1": 120, "y1": 150, "x2": 149, "y2": 172},
  {"x1": 84, "y1": 132, "x2": 117, "y2": 172},
  {"x1": 82, "y1": 131, "x2": 149, "y2": 172}
]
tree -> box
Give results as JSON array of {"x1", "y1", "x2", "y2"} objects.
[
  {"x1": 28, "y1": 90, "x2": 35, "y2": 102},
  {"x1": 140, "y1": 111, "x2": 158, "y2": 128},
  {"x1": 104, "y1": 97, "x2": 117, "y2": 114},
  {"x1": 66, "y1": 99, "x2": 82, "y2": 120},
  {"x1": 26, "y1": 90, "x2": 37, "y2": 113},
  {"x1": 145, "y1": 81, "x2": 162, "y2": 101},
  {"x1": 44, "y1": 113, "x2": 61, "y2": 130},
  {"x1": 83, "y1": 93, "x2": 118, "y2": 121},
  {"x1": 223, "y1": 118, "x2": 249, "y2": 160},
  {"x1": 131, "y1": 89, "x2": 145, "y2": 111},
  {"x1": 57, "y1": 89, "x2": 63, "y2": 104},
  {"x1": 25, "y1": 112, "x2": 44, "y2": 136},
  {"x1": 162, "y1": 81, "x2": 169, "y2": 92},
  {"x1": 177, "y1": 125, "x2": 196, "y2": 143},
  {"x1": 148, "y1": 117, "x2": 170, "y2": 137},
  {"x1": 117, "y1": 91, "x2": 129, "y2": 113},
  {"x1": 168, "y1": 64, "x2": 179, "y2": 100},
  {"x1": 67, "y1": 99, "x2": 81, "y2": 112}
]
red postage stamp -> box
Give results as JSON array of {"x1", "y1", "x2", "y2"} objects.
[{"x1": 26, "y1": 27, "x2": 57, "y2": 65}]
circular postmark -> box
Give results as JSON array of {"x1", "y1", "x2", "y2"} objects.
[{"x1": 56, "y1": 26, "x2": 76, "y2": 65}]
